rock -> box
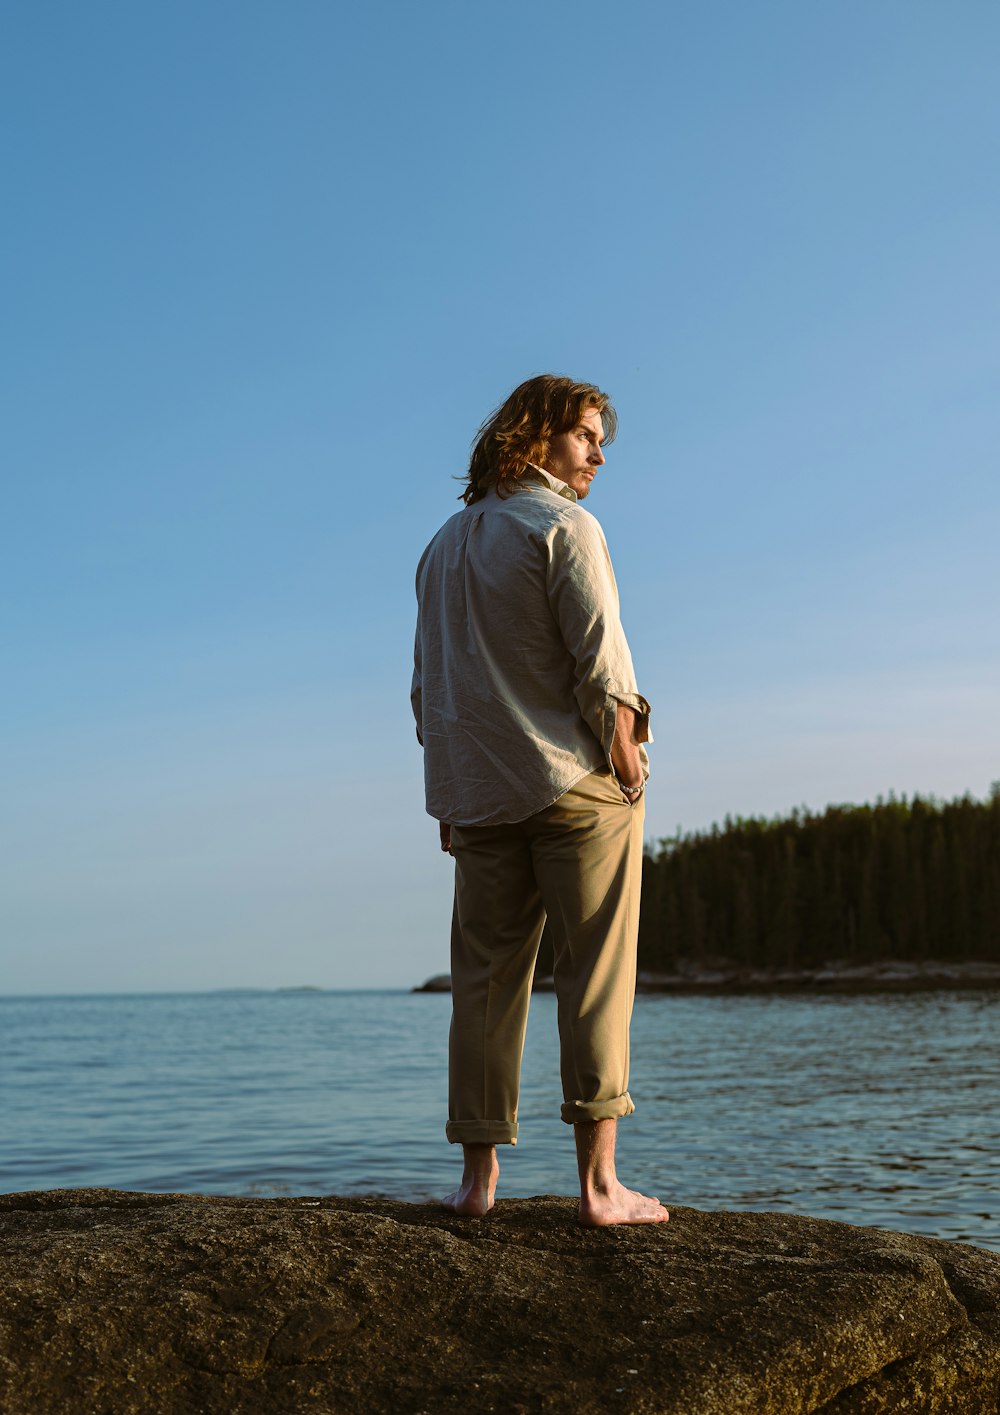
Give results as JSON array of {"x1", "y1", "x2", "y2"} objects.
[
  {"x1": 411, "y1": 973, "x2": 452, "y2": 992},
  {"x1": 416, "y1": 962, "x2": 1000, "y2": 996},
  {"x1": 631, "y1": 960, "x2": 1000, "y2": 994},
  {"x1": 0, "y1": 1189, "x2": 997, "y2": 1414},
  {"x1": 412, "y1": 974, "x2": 556, "y2": 993}
]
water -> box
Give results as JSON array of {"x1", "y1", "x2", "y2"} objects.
[{"x1": 1, "y1": 990, "x2": 997, "y2": 1251}]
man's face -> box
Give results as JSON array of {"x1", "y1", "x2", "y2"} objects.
[{"x1": 541, "y1": 405, "x2": 606, "y2": 499}]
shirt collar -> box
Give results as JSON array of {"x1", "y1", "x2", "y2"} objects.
[{"x1": 526, "y1": 463, "x2": 578, "y2": 502}]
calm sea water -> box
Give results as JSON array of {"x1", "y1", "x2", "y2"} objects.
[{"x1": 1, "y1": 990, "x2": 997, "y2": 1251}]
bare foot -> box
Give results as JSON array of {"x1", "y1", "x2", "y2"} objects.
[
  {"x1": 573, "y1": 1118, "x2": 669, "y2": 1226},
  {"x1": 441, "y1": 1145, "x2": 499, "y2": 1217},
  {"x1": 578, "y1": 1181, "x2": 669, "y2": 1227}
]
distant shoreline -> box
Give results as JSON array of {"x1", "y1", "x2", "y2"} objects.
[{"x1": 413, "y1": 960, "x2": 1000, "y2": 994}]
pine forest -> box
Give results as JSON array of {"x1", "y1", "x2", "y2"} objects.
[{"x1": 634, "y1": 787, "x2": 1000, "y2": 972}]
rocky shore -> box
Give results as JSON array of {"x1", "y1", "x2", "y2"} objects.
[
  {"x1": 1, "y1": 1189, "x2": 997, "y2": 1413},
  {"x1": 413, "y1": 960, "x2": 1000, "y2": 994}
]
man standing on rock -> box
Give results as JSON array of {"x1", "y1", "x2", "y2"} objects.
[{"x1": 412, "y1": 374, "x2": 668, "y2": 1227}]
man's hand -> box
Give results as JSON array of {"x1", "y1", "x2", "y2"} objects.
[
  {"x1": 611, "y1": 701, "x2": 645, "y2": 801},
  {"x1": 439, "y1": 821, "x2": 453, "y2": 854}
]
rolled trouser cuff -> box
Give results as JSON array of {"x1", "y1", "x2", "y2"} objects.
[
  {"x1": 446, "y1": 1119, "x2": 519, "y2": 1146},
  {"x1": 561, "y1": 1092, "x2": 635, "y2": 1125}
]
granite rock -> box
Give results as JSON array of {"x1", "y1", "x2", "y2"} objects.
[{"x1": 0, "y1": 1189, "x2": 997, "y2": 1414}]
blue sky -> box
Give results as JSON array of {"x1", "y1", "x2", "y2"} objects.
[{"x1": 3, "y1": 1, "x2": 998, "y2": 992}]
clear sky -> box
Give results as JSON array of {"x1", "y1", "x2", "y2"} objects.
[{"x1": 3, "y1": 2, "x2": 998, "y2": 993}]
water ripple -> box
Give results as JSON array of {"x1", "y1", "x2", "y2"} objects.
[{"x1": 0, "y1": 990, "x2": 996, "y2": 1251}]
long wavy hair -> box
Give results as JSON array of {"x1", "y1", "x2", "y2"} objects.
[{"x1": 461, "y1": 374, "x2": 617, "y2": 505}]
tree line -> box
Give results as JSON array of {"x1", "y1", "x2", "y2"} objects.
[
  {"x1": 637, "y1": 786, "x2": 1000, "y2": 971},
  {"x1": 536, "y1": 787, "x2": 1000, "y2": 974}
]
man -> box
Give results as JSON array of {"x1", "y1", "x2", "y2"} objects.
[{"x1": 411, "y1": 374, "x2": 667, "y2": 1227}]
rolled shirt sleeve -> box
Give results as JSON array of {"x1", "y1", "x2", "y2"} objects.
[{"x1": 546, "y1": 510, "x2": 652, "y2": 776}]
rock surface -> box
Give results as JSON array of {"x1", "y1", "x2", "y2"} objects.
[
  {"x1": 1, "y1": 1189, "x2": 998, "y2": 1414},
  {"x1": 414, "y1": 960, "x2": 1000, "y2": 994}
]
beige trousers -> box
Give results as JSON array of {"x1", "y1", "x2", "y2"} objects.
[{"x1": 446, "y1": 767, "x2": 645, "y2": 1145}]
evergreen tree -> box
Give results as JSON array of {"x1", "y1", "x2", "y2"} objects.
[{"x1": 639, "y1": 788, "x2": 1000, "y2": 969}]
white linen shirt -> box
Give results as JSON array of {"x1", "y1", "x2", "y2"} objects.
[{"x1": 411, "y1": 467, "x2": 651, "y2": 826}]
